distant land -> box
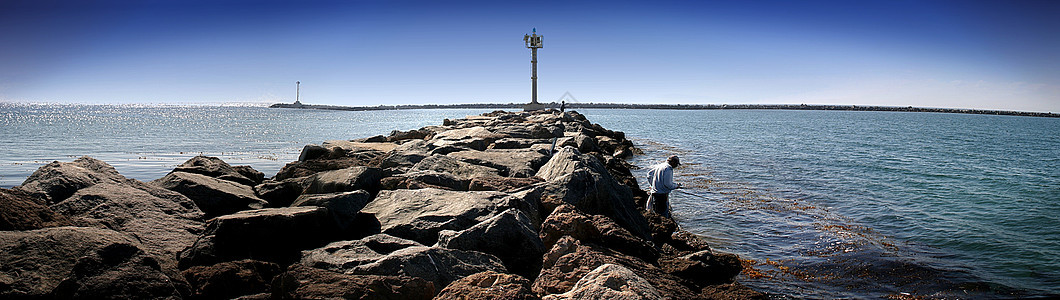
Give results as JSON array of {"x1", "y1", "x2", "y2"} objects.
[{"x1": 270, "y1": 102, "x2": 1060, "y2": 118}]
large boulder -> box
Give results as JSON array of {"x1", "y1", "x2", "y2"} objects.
[
  {"x1": 253, "y1": 177, "x2": 308, "y2": 208},
  {"x1": 541, "y1": 264, "x2": 663, "y2": 300},
  {"x1": 489, "y1": 123, "x2": 556, "y2": 139},
  {"x1": 410, "y1": 155, "x2": 501, "y2": 181},
  {"x1": 0, "y1": 187, "x2": 72, "y2": 230},
  {"x1": 349, "y1": 246, "x2": 507, "y2": 289},
  {"x1": 274, "y1": 157, "x2": 369, "y2": 180},
  {"x1": 0, "y1": 227, "x2": 143, "y2": 298},
  {"x1": 52, "y1": 183, "x2": 205, "y2": 271},
  {"x1": 151, "y1": 171, "x2": 268, "y2": 218},
  {"x1": 178, "y1": 207, "x2": 337, "y2": 267},
  {"x1": 16, "y1": 156, "x2": 128, "y2": 203},
  {"x1": 533, "y1": 236, "x2": 696, "y2": 298},
  {"x1": 292, "y1": 190, "x2": 372, "y2": 229},
  {"x1": 469, "y1": 176, "x2": 544, "y2": 192},
  {"x1": 172, "y1": 156, "x2": 260, "y2": 186},
  {"x1": 539, "y1": 204, "x2": 657, "y2": 262},
  {"x1": 659, "y1": 250, "x2": 743, "y2": 287},
  {"x1": 447, "y1": 148, "x2": 550, "y2": 178},
  {"x1": 428, "y1": 126, "x2": 506, "y2": 151},
  {"x1": 50, "y1": 243, "x2": 185, "y2": 300},
  {"x1": 369, "y1": 140, "x2": 431, "y2": 175},
  {"x1": 182, "y1": 259, "x2": 282, "y2": 300},
  {"x1": 272, "y1": 264, "x2": 435, "y2": 300},
  {"x1": 299, "y1": 234, "x2": 423, "y2": 272},
  {"x1": 434, "y1": 271, "x2": 539, "y2": 300},
  {"x1": 534, "y1": 147, "x2": 650, "y2": 239},
  {"x1": 301, "y1": 166, "x2": 383, "y2": 195},
  {"x1": 437, "y1": 209, "x2": 545, "y2": 279},
  {"x1": 489, "y1": 138, "x2": 548, "y2": 149},
  {"x1": 380, "y1": 170, "x2": 468, "y2": 191},
  {"x1": 360, "y1": 188, "x2": 513, "y2": 245}
]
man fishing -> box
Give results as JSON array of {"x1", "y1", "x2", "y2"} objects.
[{"x1": 646, "y1": 155, "x2": 681, "y2": 218}]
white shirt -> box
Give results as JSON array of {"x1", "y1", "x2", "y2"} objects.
[{"x1": 646, "y1": 162, "x2": 678, "y2": 194}]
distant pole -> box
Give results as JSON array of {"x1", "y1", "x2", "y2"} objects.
[
  {"x1": 523, "y1": 28, "x2": 544, "y2": 111},
  {"x1": 296, "y1": 81, "x2": 301, "y2": 104}
]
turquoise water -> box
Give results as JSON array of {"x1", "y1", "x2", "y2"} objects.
[{"x1": 1, "y1": 105, "x2": 1057, "y2": 298}]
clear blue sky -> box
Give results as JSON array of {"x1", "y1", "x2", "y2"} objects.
[{"x1": 2, "y1": 0, "x2": 1058, "y2": 112}]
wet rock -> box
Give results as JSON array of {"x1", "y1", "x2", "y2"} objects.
[
  {"x1": 273, "y1": 264, "x2": 435, "y2": 300},
  {"x1": 178, "y1": 207, "x2": 336, "y2": 267},
  {"x1": 182, "y1": 259, "x2": 282, "y2": 300},
  {"x1": 534, "y1": 147, "x2": 651, "y2": 239},
  {"x1": 16, "y1": 156, "x2": 128, "y2": 203},
  {"x1": 573, "y1": 134, "x2": 600, "y2": 154},
  {"x1": 644, "y1": 210, "x2": 679, "y2": 246},
  {"x1": 349, "y1": 246, "x2": 506, "y2": 289},
  {"x1": 469, "y1": 176, "x2": 543, "y2": 192},
  {"x1": 435, "y1": 271, "x2": 539, "y2": 300},
  {"x1": 447, "y1": 148, "x2": 550, "y2": 178},
  {"x1": 51, "y1": 243, "x2": 184, "y2": 300},
  {"x1": 539, "y1": 204, "x2": 657, "y2": 262},
  {"x1": 361, "y1": 188, "x2": 513, "y2": 245},
  {"x1": 437, "y1": 209, "x2": 546, "y2": 279},
  {"x1": 52, "y1": 182, "x2": 204, "y2": 271},
  {"x1": 541, "y1": 264, "x2": 663, "y2": 300},
  {"x1": 299, "y1": 234, "x2": 423, "y2": 272},
  {"x1": 292, "y1": 190, "x2": 372, "y2": 229},
  {"x1": 668, "y1": 230, "x2": 713, "y2": 256},
  {"x1": 172, "y1": 155, "x2": 260, "y2": 186},
  {"x1": 253, "y1": 177, "x2": 308, "y2": 208},
  {"x1": 533, "y1": 236, "x2": 695, "y2": 298},
  {"x1": 0, "y1": 226, "x2": 143, "y2": 298},
  {"x1": 0, "y1": 187, "x2": 72, "y2": 230},
  {"x1": 410, "y1": 155, "x2": 501, "y2": 181},
  {"x1": 699, "y1": 283, "x2": 767, "y2": 300},
  {"x1": 151, "y1": 171, "x2": 268, "y2": 218},
  {"x1": 301, "y1": 166, "x2": 383, "y2": 195},
  {"x1": 659, "y1": 250, "x2": 743, "y2": 287},
  {"x1": 274, "y1": 157, "x2": 369, "y2": 180}
]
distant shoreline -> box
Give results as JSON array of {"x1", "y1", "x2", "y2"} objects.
[{"x1": 270, "y1": 102, "x2": 1060, "y2": 118}]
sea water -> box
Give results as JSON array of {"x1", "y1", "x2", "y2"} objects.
[{"x1": 1, "y1": 104, "x2": 1057, "y2": 298}]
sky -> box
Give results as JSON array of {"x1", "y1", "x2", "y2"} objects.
[{"x1": 1, "y1": 0, "x2": 1058, "y2": 112}]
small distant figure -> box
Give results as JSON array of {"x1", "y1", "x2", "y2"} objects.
[
  {"x1": 646, "y1": 155, "x2": 682, "y2": 218},
  {"x1": 560, "y1": 100, "x2": 566, "y2": 112}
]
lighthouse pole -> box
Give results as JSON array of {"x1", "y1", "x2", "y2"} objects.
[{"x1": 523, "y1": 28, "x2": 544, "y2": 111}]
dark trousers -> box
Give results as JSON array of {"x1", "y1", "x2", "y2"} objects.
[{"x1": 649, "y1": 193, "x2": 670, "y2": 218}]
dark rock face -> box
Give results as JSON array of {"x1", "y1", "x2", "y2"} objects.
[
  {"x1": 51, "y1": 243, "x2": 184, "y2": 300},
  {"x1": 179, "y1": 207, "x2": 337, "y2": 267},
  {"x1": 380, "y1": 170, "x2": 468, "y2": 191},
  {"x1": 151, "y1": 171, "x2": 268, "y2": 218},
  {"x1": 435, "y1": 271, "x2": 539, "y2": 300},
  {"x1": 0, "y1": 227, "x2": 144, "y2": 298},
  {"x1": 301, "y1": 166, "x2": 383, "y2": 195},
  {"x1": 659, "y1": 250, "x2": 743, "y2": 288},
  {"x1": 292, "y1": 190, "x2": 372, "y2": 229},
  {"x1": 349, "y1": 246, "x2": 507, "y2": 289},
  {"x1": 0, "y1": 187, "x2": 72, "y2": 230},
  {"x1": 699, "y1": 283, "x2": 767, "y2": 300},
  {"x1": 273, "y1": 264, "x2": 435, "y2": 300},
  {"x1": 361, "y1": 188, "x2": 513, "y2": 245},
  {"x1": 299, "y1": 234, "x2": 423, "y2": 272},
  {"x1": 253, "y1": 177, "x2": 308, "y2": 208},
  {"x1": 16, "y1": 156, "x2": 129, "y2": 203},
  {"x1": 182, "y1": 259, "x2": 282, "y2": 300},
  {"x1": 534, "y1": 147, "x2": 651, "y2": 239},
  {"x1": 539, "y1": 204, "x2": 657, "y2": 262},
  {"x1": 172, "y1": 155, "x2": 261, "y2": 186},
  {"x1": 437, "y1": 209, "x2": 546, "y2": 279},
  {"x1": 52, "y1": 182, "x2": 204, "y2": 271},
  {"x1": 274, "y1": 157, "x2": 368, "y2": 180},
  {"x1": 388, "y1": 129, "x2": 430, "y2": 142}
]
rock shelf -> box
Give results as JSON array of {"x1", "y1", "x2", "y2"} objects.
[{"x1": 0, "y1": 110, "x2": 764, "y2": 299}]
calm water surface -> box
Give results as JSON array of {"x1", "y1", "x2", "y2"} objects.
[{"x1": 2, "y1": 104, "x2": 1057, "y2": 298}]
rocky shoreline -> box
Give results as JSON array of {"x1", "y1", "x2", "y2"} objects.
[{"x1": 1, "y1": 109, "x2": 764, "y2": 299}]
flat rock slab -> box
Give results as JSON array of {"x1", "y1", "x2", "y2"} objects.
[
  {"x1": 435, "y1": 271, "x2": 539, "y2": 300},
  {"x1": 302, "y1": 166, "x2": 383, "y2": 195},
  {"x1": 299, "y1": 234, "x2": 423, "y2": 272},
  {"x1": 180, "y1": 207, "x2": 337, "y2": 266},
  {"x1": 361, "y1": 188, "x2": 512, "y2": 245},
  {"x1": 447, "y1": 149, "x2": 549, "y2": 178},
  {"x1": 410, "y1": 155, "x2": 501, "y2": 181},
  {"x1": 273, "y1": 264, "x2": 435, "y2": 300},
  {"x1": 349, "y1": 246, "x2": 507, "y2": 290},
  {"x1": 151, "y1": 171, "x2": 267, "y2": 218}
]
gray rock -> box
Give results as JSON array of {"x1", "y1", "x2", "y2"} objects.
[
  {"x1": 16, "y1": 156, "x2": 128, "y2": 203},
  {"x1": 380, "y1": 170, "x2": 469, "y2": 191},
  {"x1": 410, "y1": 155, "x2": 501, "y2": 181},
  {"x1": 274, "y1": 157, "x2": 369, "y2": 180},
  {"x1": 151, "y1": 171, "x2": 268, "y2": 218},
  {"x1": 489, "y1": 138, "x2": 549, "y2": 149},
  {"x1": 272, "y1": 264, "x2": 435, "y2": 300},
  {"x1": 534, "y1": 147, "x2": 650, "y2": 239},
  {"x1": 541, "y1": 264, "x2": 663, "y2": 300},
  {"x1": 298, "y1": 144, "x2": 333, "y2": 161},
  {"x1": 361, "y1": 188, "x2": 512, "y2": 245},
  {"x1": 434, "y1": 271, "x2": 539, "y2": 300},
  {"x1": 350, "y1": 246, "x2": 506, "y2": 289},
  {"x1": 172, "y1": 155, "x2": 260, "y2": 186},
  {"x1": 447, "y1": 148, "x2": 550, "y2": 178},
  {"x1": 52, "y1": 183, "x2": 204, "y2": 271},
  {"x1": 292, "y1": 190, "x2": 372, "y2": 229},
  {"x1": 299, "y1": 234, "x2": 423, "y2": 272},
  {"x1": 0, "y1": 227, "x2": 143, "y2": 298},
  {"x1": 302, "y1": 166, "x2": 383, "y2": 195},
  {"x1": 51, "y1": 243, "x2": 184, "y2": 300},
  {"x1": 428, "y1": 126, "x2": 505, "y2": 151},
  {"x1": 436, "y1": 209, "x2": 545, "y2": 279}
]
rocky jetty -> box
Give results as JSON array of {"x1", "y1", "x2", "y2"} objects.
[{"x1": 0, "y1": 110, "x2": 764, "y2": 299}]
